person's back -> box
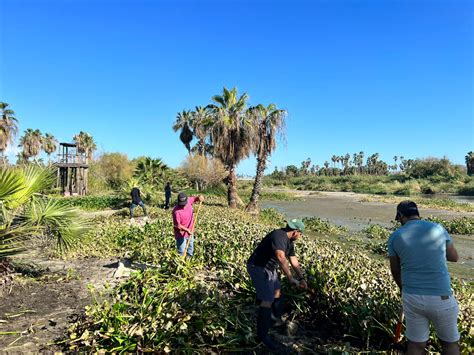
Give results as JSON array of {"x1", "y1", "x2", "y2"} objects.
[
  {"x1": 131, "y1": 187, "x2": 141, "y2": 204},
  {"x1": 388, "y1": 201, "x2": 459, "y2": 355},
  {"x1": 389, "y1": 219, "x2": 451, "y2": 296}
]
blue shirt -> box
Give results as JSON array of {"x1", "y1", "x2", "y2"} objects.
[{"x1": 388, "y1": 219, "x2": 453, "y2": 296}]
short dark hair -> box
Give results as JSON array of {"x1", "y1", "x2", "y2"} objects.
[{"x1": 396, "y1": 200, "x2": 420, "y2": 221}]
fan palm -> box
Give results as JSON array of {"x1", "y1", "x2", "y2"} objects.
[
  {"x1": 246, "y1": 104, "x2": 287, "y2": 213},
  {"x1": 42, "y1": 133, "x2": 58, "y2": 165},
  {"x1": 208, "y1": 87, "x2": 252, "y2": 208},
  {"x1": 191, "y1": 106, "x2": 214, "y2": 156},
  {"x1": 73, "y1": 131, "x2": 96, "y2": 162},
  {"x1": 0, "y1": 166, "x2": 89, "y2": 258},
  {"x1": 19, "y1": 128, "x2": 43, "y2": 162},
  {"x1": 134, "y1": 157, "x2": 169, "y2": 186},
  {"x1": 0, "y1": 102, "x2": 19, "y2": 166},
  {"x1": 172, "y1": 110, "x2": 194, "y2": 155}
]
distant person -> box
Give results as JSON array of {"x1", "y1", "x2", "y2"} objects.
[
  {"x1": 388, "y1": 201, "x2": 460, "y2": 355},
  {"x1": 164, "y1": 182, "x2": 172, "y2": 209},
  {"x1": 172, "y1": 192, "x2": 204, "y2": 257},
  {"x1": 130, "y1": 186, "x2": 147, "y2": 219},
  {"x1": 247, "y1": 219, "x2": 307, "y2": 350}
]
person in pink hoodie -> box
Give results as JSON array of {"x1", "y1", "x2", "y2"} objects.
[{"x1": 172, "y1": 192, "x2": 204, "y2": 257}]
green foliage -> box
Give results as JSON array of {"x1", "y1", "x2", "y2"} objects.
[
  {"x1": 91, "y1": 152, "x2": 134, "y2": 190},
  {"x1": 426, "y1": 216, "x2": 474, "y2": 235},
  {"x1": 363, "y1": 224, "x2": 392, "y2": 240},
  {"x1": 303, "y1": 216, "x2": 348, "y2": 235},
  {"x1": 64, "y1": 207, "x2": 472, "y2": 352},
  {"x1": 0, "y1": 166, "x2": 88, "y2": 257},
  {"x1": 57, "y1": 195, "x2": 127, "y2": 211},
  {"x1": 258, "y1": 208, "x2": 285, "y2": 226},
  {"x1": 405, "y1": 157, "x2": 464, "y2": 180}
]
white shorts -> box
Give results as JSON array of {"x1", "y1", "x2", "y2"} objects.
[{"x1": 402, "y1": 293, "x2": 460, "y2": 343}]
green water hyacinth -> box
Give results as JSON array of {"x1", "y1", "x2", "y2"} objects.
[{"x1": 64, "y1": 206, "x2": 473, "y2": 352}]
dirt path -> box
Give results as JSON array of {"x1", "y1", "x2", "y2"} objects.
[{"x1": 0, "y1": 251, "x2": 119, "y2": 352}]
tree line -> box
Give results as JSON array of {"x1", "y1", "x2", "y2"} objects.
[
  {"x1": 272, "y1": 153, "x2": 473, "y2": 179},
  {"x1": 172, "y1": 87, "x2": 286, "y2": 212},
  {"x1": 0, "y1": 102, "x2": 97, "y2": 165}
]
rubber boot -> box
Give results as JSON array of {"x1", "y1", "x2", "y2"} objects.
[
  {"x1": 271, "y1": 296, "x2": 285, "y2": 326},
  {"x1": 257, "y1": 307, "x2": 281, "y2": 350}
]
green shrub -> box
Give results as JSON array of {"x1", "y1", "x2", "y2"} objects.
[
  {"x1": 426, "y1": 216, "x2": 474, "y2": 235},
  {"x1": 56, "y1": 195, "x2": 128, "y2": 211},
  {"x1": 303, "y1": 217, "x2": 348, "y2": 235}
]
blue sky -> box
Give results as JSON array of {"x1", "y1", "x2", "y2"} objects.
[{"x1": 1, "y1": 0, "x2": 472, "y2": 175}]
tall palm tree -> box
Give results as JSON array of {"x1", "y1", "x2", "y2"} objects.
[
  {"x1": 246, "y1": 103, "x2": 287, "y2": 213},
  {"x1": 0, "y1": 102, "x2": 19, "y2": 165},
  {"x1": 19, "y1": 128, "x2": 43, "y2": 162},
  {"x1": 466, "y1": 151, "x2": 474, "y2": 176},
  {"x1": 191, "y1": 106, "x2": 214, "y2": 156},
  {"x1": 172, "y1": 110, "x2": 194, "y2": 155},
  {"x1": 42, "y1": 133, "x2": 58, "y2": 165},
  {"x1": 73, "y1": 131, "x2": 96, "y2": 162},
  {"x1": 208, "y1": 87, "x2": 252, "y2": 208}
]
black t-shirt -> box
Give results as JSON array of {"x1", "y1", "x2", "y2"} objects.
[
  {"x1": 247, "y1": 229, "x2": 295, "y2": 272},
  {"x1": 131, "y1": 188, "x2": 142, "y2": 204},
  {"x1": 165, "y1": 185, "x2": 171, "y2": 196}
]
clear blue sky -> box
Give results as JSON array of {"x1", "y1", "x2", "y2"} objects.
[{"x1": 1, "y1": 0, "x2": 473, "y2": 175}]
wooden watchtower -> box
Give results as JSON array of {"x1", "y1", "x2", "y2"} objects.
[{"x1": 55, "y1": 143, "x2": 89, "y2": 196}]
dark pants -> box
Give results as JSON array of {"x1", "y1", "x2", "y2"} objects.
[{"x1": 165, "y1": 194, "x2": 171, "y2": 209}]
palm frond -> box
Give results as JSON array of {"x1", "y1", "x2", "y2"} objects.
[{"x1": 24, "y1": 197, "x2": 90, "y2": 251}]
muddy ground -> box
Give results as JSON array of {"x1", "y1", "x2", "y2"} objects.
[{"x1": 0, "y1": 250, "x2": 119, "y2": 352}]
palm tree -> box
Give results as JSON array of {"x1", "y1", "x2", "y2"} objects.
[
  {"x1": 0, "y1": 165, "x2": 89, "y2": 258},
  {"x1": 42, "y1": 133, "x2": 58, "y2": 165},
  {"x1": 172, "y1": 110, "x2": 194, "y2": 155},
  {"x1": 208, "y1": 87, "x2": 252, "y2": 208},
  {"x1": 134, "y1": 157, "x2": 169, "y2": 186},
  {"x1": 73, "y1": 131, "x2": 96, "y2": 162},
  {"x1": 0, "y1": 102, "x2": 19, "y2": 165},
  {"x1": 246, "y1": 104, "x2": 287, "y2": 213},
  {"x1": 466, "y1": 151, "x2": 474, "y2": 176},
  {"x1": 19, "y1": 128, "x2": 43, "y2": 162},
  {"x1": 191, "y1": 106, "x2": 214, "y2": 156}
]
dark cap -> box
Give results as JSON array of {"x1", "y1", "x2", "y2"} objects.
[
  {"x1": 395, "y1": 200, "x2": 419, "y2": 221},
  {"x1": 177, "y1": 192, "x2": 188, "y2": 207}
]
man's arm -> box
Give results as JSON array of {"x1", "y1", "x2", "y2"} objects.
[
  {"x1": 446, "y1": 243, "x2": 459, "y2": 262},
  {"x1": 173, "y1": 212, "x2": 192, "y2": 235},
  {"x1": 389, "y1": 256, "x2": 402, "y2": 290},
  {"x1": 275, "y1": 250, "x2": 296, "y2": 283},
  {"x1": 289, "y1": 256, "x2": 304, "y2": 279},
  {"x1": 289, "y1": 256, "x2": 307, "y2": 288}
]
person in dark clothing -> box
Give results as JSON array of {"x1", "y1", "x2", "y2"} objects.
[
  {"x1": 247, "y1": 219, "x2": 307, "y2": 350},
  {"x1": 164, "y1": 182, "x2": 172, "y2": 209},
  {"x1": 130, "y1": 187, "x2": 147, "y2": 218}
]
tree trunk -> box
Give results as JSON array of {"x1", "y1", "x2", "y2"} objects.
[
  {"x1": 227, "y1": 166, "x2": 238, "y2": 208},
  {"x1": 246, "y1": 155, "x2": 267, "y2": 214}
]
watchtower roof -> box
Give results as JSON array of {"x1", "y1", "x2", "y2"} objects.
[{"x1": 60, "y1": 142, "x2": 77, "y2": 147}]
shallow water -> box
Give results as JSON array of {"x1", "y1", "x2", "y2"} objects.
[{"x1": 262, "y1": 193, "x2": 474, "y2": 279}]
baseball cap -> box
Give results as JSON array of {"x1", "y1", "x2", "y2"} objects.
[
  {"x1": 287, "y1": 218, "x2": 305, "y2": 233},
  {"x1": 177, "y1": 192, "x2": 188, "y2": 207},
  {"x1": 395, "y1": 200, "x2": 420, "y2": 221}
]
